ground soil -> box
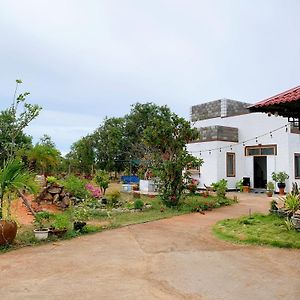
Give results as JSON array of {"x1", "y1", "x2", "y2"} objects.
[
  {"x1": 11, "y1": 196, "x2": 61, "y2": 225},
  {"x1": 1, "y1": 192, "x2": 299, "y2": 299}
]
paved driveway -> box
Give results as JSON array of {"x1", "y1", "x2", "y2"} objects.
[{"x1": 1, "y1": 193, "x2": 300, "y2": 300}]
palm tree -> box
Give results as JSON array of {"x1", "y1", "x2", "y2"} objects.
[
  {"x1": 25, "y1": 144, "x2": 61, "y2": 174},
  {"x1": 0, "y1": 159, "x2": 39, "y2": 219}
]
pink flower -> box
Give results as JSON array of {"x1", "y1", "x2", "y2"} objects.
[{"x1": 85, "y1": 183, "x2": 103, "y2": 198}]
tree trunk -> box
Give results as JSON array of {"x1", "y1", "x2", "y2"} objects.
[{"x1": 17, "y1": 190, "x2": 36, "y2": 217}]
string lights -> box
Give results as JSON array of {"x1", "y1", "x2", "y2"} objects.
[{"x1": 188, "y1": 123, "x2": 290, "y2": 155}]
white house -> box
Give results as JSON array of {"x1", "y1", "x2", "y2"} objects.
[{"x1": 187, "y1": 98, "x2": 300, "y2": 192}]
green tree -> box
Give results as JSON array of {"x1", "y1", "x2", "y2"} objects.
[
  {"x1": 66, "y1": 135, "x2": 95, "y2": 174},
  {"x1": 143, "y1": 106, "x2": 203, "y2": 206},
  {"x1": 0, "y1": 80, "x2": 41, "y2": 164},
  {"x1": 94, "y1": 170, "x2": 110, "y2": 195},
  {"x1": 93, "y1": 117, "x2": 127, "y2": 173}
]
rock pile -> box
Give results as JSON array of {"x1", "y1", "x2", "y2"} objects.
[{"x1": 36, "y1": 183, "x2": 71, "y2": 209}]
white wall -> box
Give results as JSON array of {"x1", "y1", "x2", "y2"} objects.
[{"x1": 188, "y1": 112, "x2": 297, "y2": 191}]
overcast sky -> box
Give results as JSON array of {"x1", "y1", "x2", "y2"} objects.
[{"x1": 1, "y1": 0, "x2": 299, "y2": 154}]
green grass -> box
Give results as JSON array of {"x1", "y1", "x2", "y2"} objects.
[
  {"x1": 213, "y1": 213, "x2": 300, "y2": 249},
  {"x1": 1, "y1": 193, "x2": 236, "y2": 254}
]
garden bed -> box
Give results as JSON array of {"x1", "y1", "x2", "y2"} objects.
[
  {"x1": 213, "y1": 213, "x2": 300, "y2": 249},
  {"x1": 0, "y1": 194, "x2": 236, "y2": 254}
]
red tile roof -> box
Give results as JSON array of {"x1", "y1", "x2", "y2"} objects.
[{"x1": 249, "y1": 85, "x2": 300, "y2": 108}]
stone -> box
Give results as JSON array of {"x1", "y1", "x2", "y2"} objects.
[
  {"x1": 62, "y1": 196, "x2": 71, "y2": 207},
  {"x1": 48, "y1": 187, "x2": 62, "y2": 194},
  {"x1": 53, "y1": 194, "x2": 60, "y2": 203},
  {"x1": 43, "y1": 193, "x2": 53, "y2": 201}
]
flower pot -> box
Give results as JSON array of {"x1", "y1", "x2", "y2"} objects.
[
  {"x1": 277, "y1": 183, "x2": 286, "y2": 196},
  {"x1": 266, "y1": 191, "x2": 273, "y2": 197},
  {"x1": 0, "y1": 220, "x2": 17, "y2": 245},
  {"x1": 73, "y1": 221, "x2": 86, "y2": 231},
  {"x1": 49, "y1": 228, "x2": 67, "y2": 238},
  {"x1": 243, "y1": 186, "x2": 250, "y2": 193},
  {"x1": 33, "y1": 228, "x2": 49, "y2": 240}
]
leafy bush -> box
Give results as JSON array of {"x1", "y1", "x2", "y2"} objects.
[
  {"x1": 72, "y1": 205, "x2": 90, "y2": 222},
  {"x1": 107, "y1": 190, "x2": 121, "y2": 206},
  {"x1": 235, "y1": 179, "x2": 243, "y2": 192},
  {"x1": 47, "y1": 176, "x2": 58, "y2": 184},
  {"x1": 211, "y1": 179, "x2": 228, "y2": 198},
  {"x1": 85, "y1": 183, "x2": 102, "y2": 199},
  {"x1": 51, "y1": 213, "x2": 71, "y2": 229},
  {"x1": 284, "y1": 193, "x2": 300, "y2": 215},
  {"x1": 266, "y1": 181, "x2": 275, "y2": 191},
  {"x1": 271, "y1": 171, "x2": 289, "y2": 183},
  {"x1": 134, "y1": 199, "x2": 144, "y2": 210},
  {"x1": 34, "y1": 211, "x2": 53, "y2": 229},
  {"x1": 63, "y1": 175, "x2": 88, "y2": 199}
]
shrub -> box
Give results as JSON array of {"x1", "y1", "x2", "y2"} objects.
[
  {"x1": 63, "y1": 175, "x2": 88, "y2": 199},
  {"x1": 134, "y1": 199, "x2": 144, "y2": 210},
  {"x1": 51, "y1": 213, "x2": 71, "y2": 230},
  {"x1": 284, "y1": 193, "x2": 300, "y2": 215},
  {"x1": 271, "y1": 171, "x2": 289, "y2": 183},
  {"x1": 107, "y1": 190, "x2": 121, "y2": 206},
  {"x1": 235, "y1": 179, "x2": 243, "y2": 192},
  {"x1": 266, "y1": 181, "x2": 275, "y2": 191},
  {"x1": 34, "y1": 211, "x2": 53, "y2": 229},
  {"x1": 72, "y1": 205, "x2": 90, "y2": 222},
  {"x1": 47, "y1": 176, "x2": 58, "y2": 184},
  {"x1": 85, "y1": 183, "x2": 102, "y2": 199},
  {"x1": 211, "y1": 179, "x2": 228, "y2": 198}
]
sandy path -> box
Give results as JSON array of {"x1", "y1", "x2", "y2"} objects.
[{"x1": 0, "y1": 192, "x2": 299, "y2": 300}]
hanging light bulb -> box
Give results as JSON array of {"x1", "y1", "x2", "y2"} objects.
[
  {"x1": 255, "y1": 137, "x2": 258, "y2": 143},
  {"x1": 285, "y1": 125, "x2": 288, "y2": 132},
  {"x1": 209, "y1": 150, "x2": 211, "y2": 155},
  {"x1": 230, "y1": 145, "x2": 232, "y2": 151},
  {"x1": 219, "y1": 148, "x2": 221, "y2": 153},
  {"x1": 199, "y1": 151, "x2": 202, "y2": 156},
  {"x1": 242, "y1": 142, "x2": 245, "y2": 146},
  {"x1": 270, "y1": 132, "x2": 273, "y2": 138}
]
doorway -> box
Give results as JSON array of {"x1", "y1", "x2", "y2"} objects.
[{"x1": 254, "y1": 156, "x2": 267, "y2": 188}]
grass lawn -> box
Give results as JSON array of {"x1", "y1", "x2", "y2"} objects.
[
  {"x1": 213, "y1": 213, "x2": 300, "y2": 249},
  {"x1": 1, "y1": 193, "x2": 236, "y2": 254}
]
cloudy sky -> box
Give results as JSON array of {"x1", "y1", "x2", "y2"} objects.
[{"x1": 1, "y1": 0, "x2": 299, "y2": 154}]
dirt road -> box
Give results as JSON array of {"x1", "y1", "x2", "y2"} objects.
[{"x1": 1, "y1": 193, "x2": 299, "y2": 299}]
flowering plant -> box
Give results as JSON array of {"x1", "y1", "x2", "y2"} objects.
[{"x1": 85, "y1": 183, "x2": 102, "y2": 199}]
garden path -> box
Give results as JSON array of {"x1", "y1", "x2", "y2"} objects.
[{"x1": 1, "y1": 192, "x2": 300, "y2": 300}]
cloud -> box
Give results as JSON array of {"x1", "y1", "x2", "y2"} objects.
[{"x1": 1, "y1": 0, "x2": 300, "y2": 152}]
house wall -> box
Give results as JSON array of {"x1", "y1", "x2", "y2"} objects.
[{"x1": 188, "y1": 112, "x2": 297, "y2": 191}]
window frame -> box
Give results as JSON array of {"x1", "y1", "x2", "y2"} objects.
[
  {"x1": 226, "y1": 152, "x2": 236, "y2": 177},
  {"x1": 294, "y1": 153, "x2": 300, "y2": 179},
  {"x1": 245, "y1": 144, "x2": 277, "y2": 156}
]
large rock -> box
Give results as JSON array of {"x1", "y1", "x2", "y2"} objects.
[{"x1": 48, "y1": 187, "x2": 62, "y2": 194}]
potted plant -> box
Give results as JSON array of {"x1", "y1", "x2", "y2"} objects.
[
  {"x1": 266, "y1": 181, "x2": 275, "y2": 197},
  {"x1": 284, "y1": 193, "x2": 300, "y2": 229},
  {"x1": 0, "y1": 159, "x2": 39, "y2": 245},
  {"x1": 272, "y1": 171, "x2": 289, "y2": 195},
  {"x1": 49, "y1": 213, "x2": 70, "y2": 237},
  {"x1": 235, "y1": 179, "x2": 243, "y2": 192},
  {"x1": 72, "y1": 204, "x2": 89, "y2": 232},
  {"x1": 34, "y1": 211, "x2": 52, "y2": 240}
]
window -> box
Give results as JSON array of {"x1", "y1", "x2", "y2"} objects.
[
  {"x1": 295, "y1": 154, "x2": 300, "y2": 178},
  {"x1": 226, "y1": 152, "x2": 235, "y2": 177},
  {"x1": 245, "y1": 145, "x2": 277, "y2": 156}
]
